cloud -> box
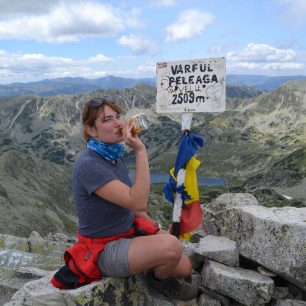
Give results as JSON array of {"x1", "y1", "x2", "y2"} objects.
[
  {"x1": 117, "y1": 34, "x2": 159, "y2": 55},
  {"x1": 86, "y1": 54, "x2": 114, "y2": 64},
  {"x1": 0, "y1": 49, "x2": 115, "y2": 83},
  {"x1": 0, "y1": 1, "x2": 140, "y2": 43},
  {"x1": 277, "y1": 0, "x2": 306, "y2": 27},
  {"x1": 165, "y1": 9, "x2": 214, "y2": 42},
  {"x1": 136, "y1": 62, "x2": 156, "y2": 75},
  {"x1": 227, "y1": 43, "x2": 304, "y2": 73},
  {"x1": 227, "y1": 43, "x2": 297, "y2": 62},
  {"x1": 207, "y1": 42, "x2": 238, "y2": 54},
  {"x1": 150, "y1": 0, "x2": 177, "y2": 7},
  {"x1": 0, "y1": 0, "x2": 61, "y2": 15}
]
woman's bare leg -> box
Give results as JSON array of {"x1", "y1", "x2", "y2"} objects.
[{"x1": 128, "y1": 234, "x2": 192, "y2": 279}]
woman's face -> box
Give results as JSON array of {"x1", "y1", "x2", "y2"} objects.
[{"x1": 86, "y1": 105, "x2": 124, "y2": 143}]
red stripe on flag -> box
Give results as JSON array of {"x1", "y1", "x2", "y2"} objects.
[{"x1": 180, "y1": 200, "x2": 203, "y2": 233}]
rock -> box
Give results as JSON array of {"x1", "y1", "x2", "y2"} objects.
[
  {"x1": 194, "y1": 235, "x2": 239, "y2": 267},
  {"x1": 172, "y1": 298, "x2": 198, "y2": 306},
  {"x1": 272, "y1": 287, "x2": 290, "y2": 299},
  {"x1": 257, "y1": 265, "x2": 277, "y2": 277},
  {"x1": 0, "y1": 235, "x2": 29, "y2": 252},
  {"x1": 189, "y1": 227, "x2": 207, "y2": 243},
  {"x1": 201, "y1": 259, "x2": 274, "y2": 306},
  {"x1": 0, "y1": 249, "x2": 63, "y2": 271},
  {"x1": 28, "y1": 231, "x2": 43, "y2": 240},
  {"x1": 190, "y1": 271, "x2": 202, "y2": 289},
  {"x1": 199, "y1": 285, "x2": 231, "y2": 306},
  {"x1": 182, "y1": 241, "x2": 203, "y2": 270},
  {"x1": 0, "y1": 266, "x2": 49, "y2": 305},
  {"x1": 4, "y1": 273, "x2": 177, "y2": 306},
  {"x1": 45, "y1": 232, "x2": 76, "y2": 244},
  {"x1": 0, "y1": 232, "x2": 72, "y2": 257},
  {"x1": 212, "y1": 201, "x2": 306, "y2": 291},
  {"x1": 198, "y1": 292, "x2": 222, "y2": 306},
  {"x1": 202, "y1": 193, "x2": 259, "y2": 236},
  {"x1": 2, "y1": 193, "x2": 306, "y2": 305},
  {"x1": 273, "y1": 299, "x2": 306, "y2": 305},
  {"x1": 28, "y1": 233, "x2": 70, "y2": 257},
  {"x1": 209, "y1": 193, "x2": 259, "y2": 212}
]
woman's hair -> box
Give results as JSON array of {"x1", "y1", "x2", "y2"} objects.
[{"x1": 82, "y1": 97, "x2": 123, "y2": 143}]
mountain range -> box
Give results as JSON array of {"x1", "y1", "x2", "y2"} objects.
[
  {"x1": 0, "y1": 81, "x2": 305, "y2": 237},
  {"x1": 1, "y1": 74, "x2": 306, "y2": 97}
]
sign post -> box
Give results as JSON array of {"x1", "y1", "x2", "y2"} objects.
[{"x1": 156, "y1": 57, "x2": 226, "y2": 238}]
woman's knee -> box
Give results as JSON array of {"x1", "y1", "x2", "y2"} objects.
[{"x1": 157, "y1": 235, "x2": 183, "y2": 262}]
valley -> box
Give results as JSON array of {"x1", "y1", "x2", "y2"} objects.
[{"x1": 0, "y1": 81, "x2": 305, "y2": 237}]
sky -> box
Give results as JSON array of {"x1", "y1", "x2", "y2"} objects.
[{"x1": 0, "y1": 0, "x2": 306, "y2": 84}]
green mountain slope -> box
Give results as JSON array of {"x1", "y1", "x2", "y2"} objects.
[{"x1": 0, "y1": 81, "x2": 305, "y2": 236}]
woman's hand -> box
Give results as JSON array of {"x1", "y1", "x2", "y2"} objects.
[{"x1": 122, "y1": 120, "x2": 146, "y2": 152}]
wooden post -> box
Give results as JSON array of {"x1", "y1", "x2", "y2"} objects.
[{"x1": 171, "y1": 113, "x2": 193, "y2": 238}]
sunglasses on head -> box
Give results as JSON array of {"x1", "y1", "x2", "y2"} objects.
[{"x1": 87, "y1": 96, "x2": 114, "y2": 108}]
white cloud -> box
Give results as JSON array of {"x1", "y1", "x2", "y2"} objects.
[
  {"x1": 0, "y1": 49, "x2": 115, "y2": 83},
  {"x1": 136, "y1": 62, "x2": 156, "y2": 75},
  {"x1": 0, "y1": 1, "x2": 140, "y2": 43},
  {"x1": 117, "y1": 34, "x2": 159, "y2": 55},
  {"x1": 166, "y1": 9, "x2": 214, "y2": 42},
  {"x1": 208, "y1": 42, "x2": 238, "y2": 54},
  {"x1": 227, "y1": 43, "x2": 304, "y2": 73},
  {"x1": 277, "y1": 0, "x2": 306, "y2": 27},
  {"x1": 0, "y1": 0, "x2": 61, "y2": 15},
  {"x1": 86, "y1": 54, "x2": 114, "y2": 64},
  {"x1": 227, "y1": 43, "x2": 297, "y2": 62},
  {"x1": 150, "y1": 0, "x2": 177, "y2": 7}
]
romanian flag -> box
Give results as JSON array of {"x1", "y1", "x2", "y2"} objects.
[{"x1": 163, "y1": 133, "x2": 205, "y2": 240}]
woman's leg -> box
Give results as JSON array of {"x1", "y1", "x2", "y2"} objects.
[{"x1": 128, "y1": 234, "x2": 192, "y2": 279}]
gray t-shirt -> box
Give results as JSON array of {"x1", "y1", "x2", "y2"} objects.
[{"x1": 72, "y1": 148, "x2": 134, "y2": 238}]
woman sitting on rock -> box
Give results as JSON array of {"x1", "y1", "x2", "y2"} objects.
[{"x1": 51, "y1": 96, "x2": 198, "y2": 301}]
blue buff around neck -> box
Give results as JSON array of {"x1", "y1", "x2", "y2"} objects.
[{"x1": 86, "y1": 138, "x2": 125, "y2": 161}]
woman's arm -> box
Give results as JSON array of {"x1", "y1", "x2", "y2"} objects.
[{"x1": 94, "y1": 120, "x2": 150, "y2": 211}]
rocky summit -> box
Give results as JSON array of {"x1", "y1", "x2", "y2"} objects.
[{"x1": 1, "y1": 193, "x2": 305, "y2": 305}]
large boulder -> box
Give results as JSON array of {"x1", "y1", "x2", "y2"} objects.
[
  {"x1": 201, "y1": 260, "x2": 274, "y2": 306},
  {"x1": 194, "y1": 235, "x2": 239, "y2": 267},
  {"x1": 203, "y1": 193, "x2": 306, "y2": 292},
  {"x1": 0, "y1": 266, "x2": 49, "y2": 306},
  {"x1": 4, "y1": 273, "x2": 176, "y2": 306}
]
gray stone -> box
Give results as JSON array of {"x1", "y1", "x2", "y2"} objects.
[
  {"x1": 209, "y1": 193, "x2": 259, "y2": 212},
  {"x1": 201, "y1": 260, "x2": 274, "y2": 306},
  {"x1": 198, "y1": 292, "x2": 222, "y2": 306},
  {"x1": 273, "y1": 299, "x2": 306, "y2": 306},
  {"x1": 195, "y1": 235, "x2": 239, "y2": 267},
  {"x1": 0, "y1": 248, "x2": 63, "y2": 271},
  {"x1": 28, "y1": 231, "x2": 71, "y2": 257},
  {"x1": 199, "y1": 285, "x2": 231, "y2": 306},
  {"x1": 4, "y1": 273, "x2": 177, "y2": 306},
  {"x1": 190, "y1": 270, "x2": 202, "y2": 289},
  {"x1": 257, "y1": 265, "x2": 277, "y2": 277},
  {"x1": 272, "y1": 287, "x2": 289, "y2": 299},
  {"x1": 182, "y1": 241, "x2": 203, "y2": 270},
  {"x1": 202, "y1": 193, "x2": 259, "y2": 235},
  {"x1": 172, "y1": 298, "x2": 198, "y2": 306},
  {"x1": 214, "y1": 203, "x2": 306, "y2": 291},
  {"x1": 0, "y1": 235, "x2": 29, "y2": 252},
  {"x1": 0, "y1": 266, "x2": 49, "y2": 305}
]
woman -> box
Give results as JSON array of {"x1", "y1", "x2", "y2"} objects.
[{"x1": 52, "y1": 96, "x2": 197, "y2": 301}]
